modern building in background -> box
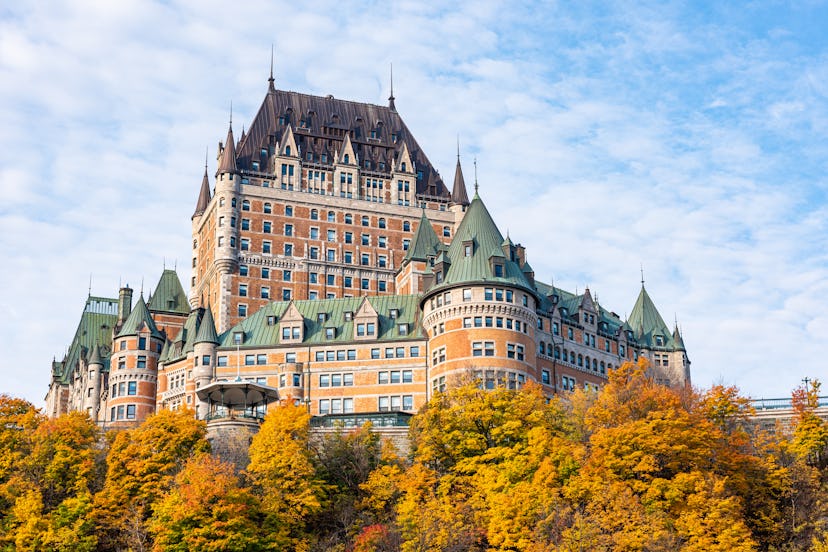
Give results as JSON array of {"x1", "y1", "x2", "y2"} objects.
[{"x1": 45, "y1": 72, "x2": 690, "y2": 435}]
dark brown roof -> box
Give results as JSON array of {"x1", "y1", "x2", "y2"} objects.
[
  {"x1": 451, "y1": 158, "x2": 470, "y2": 206},
  {"x1": 217, "y1": 124, "x2": 237, "y2": 174},
  {"x1": 235, "y1": 85, "x2": 449, "y2": 198},
  {"x1": 193, "y1": 166, "x2": 211, "y2": 218}
]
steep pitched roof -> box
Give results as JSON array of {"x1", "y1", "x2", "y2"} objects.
[
  {"x1": 52, "y1": 296, "x2": 119, "y2": 384},
  {"x1": 404, "y1": 211, "x2": 443, "y2": 262},
  {"x1": 217, "y1": 124, "x2": 237, "y2": 174},
  {"x1": 192, "y1": 165, "x2": 211, "y2": 218},
  {"x1": 194, "y1": 305, "x2": 219, "y2": 345},
  {"x1": 87, "y1": 343, "x2": 102, "y2": 366},
  {"x1": 148, "y1": 269, "x2": 189, "y2": 315},
  {"x1": 116, "y1": 295, "x2": 163, "y2": 339},
  {"x1": 234, "y1": 85, "x2": 448, "y2": 198},
  {"x1": 427, "y1": 193, "x2": 536, "y2": 296},
  {"x1": 628, "y1": 285, "x2": 676, "y2": 349},
  {"x1": 451, "y1": 158, "x2": 469, "y2": 206}
]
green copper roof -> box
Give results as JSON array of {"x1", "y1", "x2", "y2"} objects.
[
  {"x1": 159, "y1": 339, "x2": 171, "y2": 363},
  {"x1": 53, "y1": 296, "x2": 119, "y2": 385},
  {"x1": 628, "y1": 285, "x2": 680, "y2": 350},
  {"x1": 426, "y1": 194, "x2": 536, "y2": 297},
  {"x1": 194, "y1": 305, "x2": 220, "y2": 345},
  {"x1": 148, "y1": 269, "x2": 190, "y2": 315},
  {"x1": 404, "y1": 211, "x2": 443, "y2": 263},
  {"x1": 116, "y1": 295, "x2": 163, "y2": 339},
  {"x1": 217, "y1": 295, "x2": 424, "y2": 349},
  {"x1": 87, "y1": 343, "x2": 102, "y2": 365}
]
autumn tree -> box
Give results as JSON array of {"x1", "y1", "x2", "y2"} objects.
[
  {"x1": 246, "y1": 403, "x2": 327, "y2": 549},
  {"x1": 93, "y1": 408, "x2": 209, "y2": 551},
  {"x1": 149, "y1": 453, "x2": 266, "y2": 551}
]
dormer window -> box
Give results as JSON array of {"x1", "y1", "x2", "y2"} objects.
[
  {"x1": 494, "y1": 264, "x2": 504, "y2": 277},
  {"x1": 233, "y1": 332, "x2": 244, "y2": 345},
  {"x1": 389, "y1": 308, "x2": 399, "y2": 319},
  {"x1": 285, "y1": 146, "x2": 291, "y2": 156},
  {"x1": 344, "y1": 311, "x2": 353, "y2": 322},
  {"x1": 344, "y1": 154, "x2": 350, "y2": 164},
  {"x1": 317, "y1": 313, "x2": 328, "y2": 323},
  {"x1": 655, "y1": 335, "x2": 664, "y2": 346},
  {"x1": 325, "y1": 327, "x2": 336, "y2": 339},
  {"x1": 267, "y1": 316, "x2": 276, "y2": 326},
  {"x1": 401, "y1": 162, "x2": 407, "y2": 172},
  {"x1": 398, "y1": 323, "x2": 409, "y2": 336}
]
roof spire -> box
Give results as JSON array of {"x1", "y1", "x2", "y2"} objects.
[
  {"x1": 473, "y1": 157, "x2": 479, "y2": 196},
  {"x1": 193, "y1": 147, "x2": 212, "y2": 218},
  {"x1": 640, "y1": 263, "x2": 645, "y2": 287},
  {"x1": 268, "y1": 44, "x2": 276, "y2": 92},
  {"x1": 229, "y1": 100, "x2": 233, "y2": 126},
  {"x1": 451, "y1": 137, "x2": 470, "y2": 206},
  {"x1": 388, "y1": 62, "x2": 396, "y2": 111},
  {"x1": 88, "y1": 274, "x2": 92, "y2": 297}
]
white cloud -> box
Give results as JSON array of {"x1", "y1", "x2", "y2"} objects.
[{"x1": 1, "y1": 0, "x2": 827, "y2": 405}]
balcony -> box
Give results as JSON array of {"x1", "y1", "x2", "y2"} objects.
[{"x1": 310, "y1": 411, "x2": 412, "y2": 429}]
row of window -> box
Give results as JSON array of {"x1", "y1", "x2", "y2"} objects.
[
  {"x1": 470, "y1": 341, "x2": 525, "y2": 361},
  {"x1": 110, "y1": 381, "x2": 137, "y2": 398},
  {"x1": 319, "y1": 398, "x2": 354, "y2": 415},
  {"x1": 462, "y1": 316, "x2": 529, "y2": 334},
  {"x1": 378, "y1": 395, "x2": 414, "y2": 411},
  {"x1": 378, "y1": 370, "x2": 414, "y2": 384},
  {"x1": 110, "y1": 404, "x2": 136, "y2": 421},
  {"x1": 115, "y1": 356, "x2": 147, "y2": 370}
]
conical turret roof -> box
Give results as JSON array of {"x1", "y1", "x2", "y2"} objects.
[
  {"x1": 193, "y1": 165, "x2": 212, "y2": 218},
  {"x1": 217, "y1": 124, "x2": 237, "y2": 174},
  {"x1": 451, "y1": 158, "x2": 470, "y2": 206},
  {"x1": 628, "y1": 285, "x2": 674, "y2": 349},
  {"x1": 148, "y1": 269, "x2": 189, "y2": 315},
  {"x1": 87, "y1": 343, "x2": 102, "y2": 366},
  {"x1": 427, "y1": 193, "x2": 536, "y2": 296},
  {"x1": 116, "y1": 295, "x2": 163, "y2": 339},
  {"x1": 194, "y1": 305, "x2": 220, "y2": 345},
  {"x1": 404, "y1": 211, "x2": 443, "y2": 263}
]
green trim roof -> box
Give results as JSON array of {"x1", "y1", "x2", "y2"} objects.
[
  {"x1": 194, "y1": 306, "x2": 220, "y2": 345},
  {"x1": 628, "y1": 285, "x2": 682, "y2": 350},
  {"x1": 218, "y1": 295, "x2": 424, "y2": 348},
  {"x1": 52, "y1": 296, "x2": 118, "y2": 384},
  {"x1": 116, "y1": 295, "x2": 163, "y2": 339},
  {"x1": 404, "y1": 211, "x2": 443, "y2": 263},
  {"x1": 425, "y1": 193, "x2": 536, "y2": 297},
  {"x1": 148, "y1": 269, "x2": 190, "y2": 315}
]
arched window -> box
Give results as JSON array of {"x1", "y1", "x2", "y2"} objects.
[
  {"x1": 242, "y1": 200, "x2": 250, "y2": 211},
  {"x1": 401, "y1": 162, "x2": 407, "y2": 171},
  {"x1": 577, "y1": 354, "x2": 583, "y2": 367},
  {"x1": 285, "y1": 146, "x2": 291, "y2": 156},
  {"x1": 539, "y1": 342, "x2": 545, "y2": 355},
  {"x1": 263, "y1": 202, "x2": 272, "y2": 214},
  {"x1": 570, "y1": 352, "x2": 575, "y2": 364},
  {"x1": 344, "y1": 154, "x2": 350, "y2": 164},
  {"x1": 378, "y1": 218, "x2": 386, "y2": 229},
  {"x1": 403, "y1": 221, "x2": 411, "y2": 231}
]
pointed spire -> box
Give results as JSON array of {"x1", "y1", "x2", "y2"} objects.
[
  {"x1": 404, "y1": 210, "x2": 442, "y2": 262},
  {"x1": 388, "y1": 63, "x2": 396, "y2": 111},
  {"x1": 268, "y1": 44, "x2": 276, "y2": 92},
  {"x1": 193, "y1": 149, "x2": 212, "y2": 218},
  {"x1": 473, "y1": 157, "x2": 479, "y2": 197},
  {"x1": 88, "y1": 343, "x2": 102, "y2": 366},
  {"x1": 451, "y1": 139, "x2": 470, "y2": 206},
  {"x1": 217, "y1": 112, "x2": 237, "y2": 174},
  {"x1": 195, "y1": 304, "x2": 220, "y2": 345},
  {"x1": 116, "y1": 295, "x2": 163, "y2": 339}
]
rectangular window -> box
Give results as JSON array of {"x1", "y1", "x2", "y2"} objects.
[
  {"x1": 284, "y1": 224, "x2": 293, "y2": 236},
  {"x1": 315, "y1": 351, "x2": 324, "y2": 362},
  {"x1": 403, "y1": 395, "x2": 413, "y2": 411},
  {"x1": 319, "y1": 374, "x2": 330, "y2": 387},
  {"x1": 239, "y1": 284, "x2": 248, "y2": 297},
  {"x1": 463, "y1": 288, "x2": 472, "y2": 301},
  {"x1": 472, "y1": 342, "x2": 483, "y2": 357},
  {"x1": 261, "y1": 287, "x2": 270, "y2": 299},
  {"x1": 245, "y1": 354, "x2": 254, "y2": 365},
  {"x1": 218, "y1": 356, "x2": 228, "y2": 366},
  {"x1": 343, "y1": 398, "x2": 354, "y2": 413},
  {"x1": 410, "y1": 346, "x2": 419, "y2": 357},
  {"x1": 293, "y1": 373, "x2": 301, "y2": 386},
  {"x1": 126, "y1": 405, "x2": 136, "y2": 420},
  {"x1": 263, "y1": 241, "x2": 272, "y2": 254},
  {"x1": 378, "y1": 396, "x2": 389, "y2": 412},
  {"x1": 371, "y1": 348, "x2": 380, "y2": 359},
  {"x1": 286, "y1": 352, "x2": 296, "y2": 363},
  {"x1": 138, "y1": 337, "x2": 146, "y2": 350},
  {"x1": 256, "y1": 354, "x2": 267, "y2": 365},
  {"x1": 378, "y1": 371, "x2": 389, "y2": 384},
  {"x1": 137, "y1": 356, "x2": 146, "y2": 369},
  {"x1": 127, "y1": 381, "x2": 137, "y2": 395},
  {"x1": 263, "y1": 221, "x2": 272, "y2": 233},
  {"x1": 284, "y1": 243, "x2": 293, "y2": 256},
  {"x1": 331, "y1": 374, "x2": 342, "y2": 387},
  {"x1": 343, "y1": 373, "x2": 353, "y2": 386},
  {"x1": 238, "y1": 304, "x2": 247, "y2": 317},
  {"x1": 319, "y1": 399, "x2": 330, "y2": 414}
]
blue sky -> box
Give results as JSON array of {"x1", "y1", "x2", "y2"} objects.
[{"x1": 1, "y1": 1, "x2": 827, "y2": 405}]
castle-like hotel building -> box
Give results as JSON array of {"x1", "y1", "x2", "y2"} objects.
[{"x1": 46, "y1": 72, "x2": 690, "y2": 432}]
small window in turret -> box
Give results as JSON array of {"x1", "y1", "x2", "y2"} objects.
[
  {"x1": 655, "y1": 335, "x2": 664, "y2": 346},
  {"x1": 138, "y1": 337, "x2": 146, "y2": 350},
  {"x1": 494, "y1": 264, "x2": 503, "y2": 277}
]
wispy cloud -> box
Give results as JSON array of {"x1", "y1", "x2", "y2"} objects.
[{"x1": 1, "y1": 0, "x2": 827, "y2": 404}]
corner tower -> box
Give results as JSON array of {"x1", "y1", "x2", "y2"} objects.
[{"x1": 420, "y1": 192, "x2": 540, "y2": 395}]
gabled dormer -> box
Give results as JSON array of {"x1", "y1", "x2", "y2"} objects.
[
  {"x1": 279, "y1": 125, "x2": 298, "y2": 158},
  {"x1": 580, "y1": 288, "x2": 597, "y2": 326},
  {"x1": 394, "y1": 142, "x2": 414, "y2": 174},
  {"x1": 338, "y1": 133, "x2": 356, "y2": 166},
  {"x1": 353, "y1": 297, "x2": 379, "y2": 340},
  {"x1": 279, "y1": 301, "x2": 304, "y2": 343}
]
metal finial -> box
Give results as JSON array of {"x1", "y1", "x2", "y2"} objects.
[
  {"x1": 270, "y1": 45, "x2": 274, "y2": 81},
  {"x1": 88, "y1": 274, "x2": 92, "y2": 297},
  {"x1": 457, "y1": 135, "x2": 460, "y2": 160},
  {"x1": 640, "y1": 264, "x2": 645, "y2": 287},
  {"x1": 174, "y1": 259, "x2": 177, "y2": 271},
  {"x1": 389, "y1": 62, "x2": 394, "y2": 99},
  {"x1": 163, "y1": 257, "x2": 166, "y2": 270},
  {"x1": 140, "y1": 277, "x2": 144, "y2": 295},
  {"x1": 205, "y1": 147, "x2": 208, "y2": 170},
  {"x1": 229, "y1": 101, "x2": 233, "y2": 126},
  {"x1": 473, "y1": 157, "x2": 479, "y2": 193}
]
